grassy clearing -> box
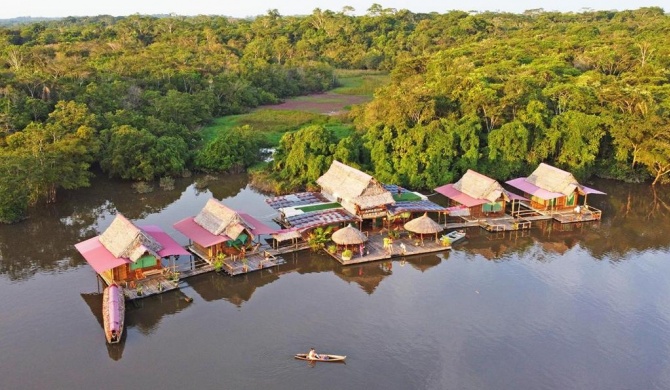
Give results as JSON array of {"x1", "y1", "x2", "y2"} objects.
[
  {"x1": 200, "y1": 69, "x2": 387, "y2": 147},
  {"x1": 333, "y1": 69, "x2": 390, "y2": 96},
  {"x1": 201, "y1": 110, "x2": 324, "y2": 144}
]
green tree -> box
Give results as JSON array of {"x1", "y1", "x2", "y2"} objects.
[{"x1": 195, "y1": 125, "x2": 264, "y2": 173}]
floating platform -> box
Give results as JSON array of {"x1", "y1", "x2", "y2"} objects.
[
  {"x1": 324, "y1": 233, "x2": 452, "y2": 265},
  {"x1": 514, "y1": 202, "x2": 602, "y2": 224},
  {"x1": 443, "y1": 215, "x2": 533, "y2": 232}
]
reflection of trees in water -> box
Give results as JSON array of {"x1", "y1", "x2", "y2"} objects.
[
  {"x1": 582, "y1": 180, "x2": 670, "y2": 259},
  {"x1": 0, "y1": 172, "x2": 252, "y2": 281},
  {"x1": 205, "y1": 174, "x2": 249, "y2": 200}
]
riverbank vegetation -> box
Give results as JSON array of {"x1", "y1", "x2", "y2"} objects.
[{"x1": 1, "y1": 6, "x2": 669, "y2": 221}]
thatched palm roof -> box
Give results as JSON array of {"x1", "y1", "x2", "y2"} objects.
[
  {"x1": 526, "y1": 163, "x2": 579, "y2": 196},
  {"x1": 316, "y1": 160, "x2": 394, "y2": 210},
  {"x1": 454, "y1": 169, "x2": 510, "y2": 203},
  {"x1": 194, "y1": 199, "x2": 250, "y2": 240},
  {"x1": 332, "y1": 224, "x2": 368, "y2": 245},
  {"x1": 99, "y1": 214, "x2": 162, "y2": 262},
  {"x1": 404, "y1": 213, "x2": 443, "y2": 234}
]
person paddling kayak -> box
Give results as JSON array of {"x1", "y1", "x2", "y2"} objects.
[{"x1": 307, "y1": 347, "x2": 319, "y2": 360}]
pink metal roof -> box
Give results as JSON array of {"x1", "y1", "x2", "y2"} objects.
[
  {"x1": 582, "y1": 185, "x2": 606, "y2": 195},
  {"x1": 141, "y1": 225, "x2": 190, "y2": 257},
  {"x1": 75, "y1": 225, "x2": 188, "y2": 275},
  {"x1": 75, "y1": 237, "x2": 130, "y2": 274},
  {"x1": 173, "y1": 217, "x2": 230, "y2": 247},
  {"x1": 434, "y1": 184, "x2": 488, "y2": 208},
  {"x1": 507, "y1": 192, "x2": 528, "y2": 201},
  {"x1": 506, "y1": 177, "x2": 564, "y2": 200},
  {"x1": 238, "y1": 213, "x2": 278, "y2": 235}
]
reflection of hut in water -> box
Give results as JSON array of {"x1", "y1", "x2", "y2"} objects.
[
  {"x1": 125, "y1": 290, "x2": 193, "y2": 335},
  {"x1": 316, "y1": 160, "x2": 395, "y2": 221},
  {"x1": 187, "y1": 270, "x2": 279, "y2": 307},
  {"x1": 81, "y1": 289, "x2": 192, "y2": 356},
  {"x1": 75, "y1": 214, "x2": 189, "y2": 286},
  {"x1": 405, "y1": 254, "x2": 443, "y2": 272},
  {"x1": 333, "y1": 262, "x2": 393, "y2": 294},
  {"x1": 81, "y1": 292, "x2": 126, "y2": 360},
  {"x1": 463, "y1": 241, "x2": 512, "y2": 261}
]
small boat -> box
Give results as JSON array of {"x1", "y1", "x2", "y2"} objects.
[
  {"x1": 103, "y1": 283, "x2": 125, "y2": 344},
  {"x1": 294, "y1": 353, "x2": 346, "y2": 362},
  {"x1": 442, "y1": 230, "x2": 467, "y2": 244}
]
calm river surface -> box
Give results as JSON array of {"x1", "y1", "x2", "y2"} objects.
[{"x1": 0, "y1": 174, "x2": 669, "y2": 390}]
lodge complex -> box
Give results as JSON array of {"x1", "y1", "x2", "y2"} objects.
[{"x1": 76, "y1": 160, "x2": 605, "y2": 300}]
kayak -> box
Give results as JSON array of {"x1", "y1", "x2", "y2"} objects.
[{"x1": 294, "y1": 353, "x2": 346, "y2": 362}]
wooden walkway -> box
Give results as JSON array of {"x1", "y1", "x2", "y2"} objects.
[
  {"x1": 324, "y1": 233, "x2": 452, "y2": 265},
  {"x1": 443, "y1": 215, "x2": 533, "y2": 232},
  {"x1": 187, "y1": 245, "x2": 287, "y2": 277},
  {"x1": 513, "y1": 202, "x2": 602, "y2": 223}
]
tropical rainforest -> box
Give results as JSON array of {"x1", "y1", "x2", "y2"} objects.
[{"x1": 0, "y1": 5, "x2": 669, "y2": 222}]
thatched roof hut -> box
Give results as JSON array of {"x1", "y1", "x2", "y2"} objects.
[
  {"x1": 316, "y1": 160, "x2": 394, "y2": 218},
  {"x1": 404, "y1": 213, "x2": 443, "y2": 235},
  {"x1": 404, "y1": 213, "x2": 443, "y2": 243},
  {"x1": 194, "y1": 198, "x2": 250, "y2": 240},
  {"x1": 454, "y1": 170, "x2": 512, "y2": 203},
  {"x1": 435, "y1": 170, "x2": 525, "y2": 208},
  {"x1": 526, "y1": 163, "x2": 580, "y2": 195},
  {"x1": 99, "y1": 214, "x2": 162, "y2": 261},
  {"x1": 331, "y1": 224, "x2": 368, "y2": 245},
  {"x1": 506, "y1": 163, "x2": 605, "y2": 211}
]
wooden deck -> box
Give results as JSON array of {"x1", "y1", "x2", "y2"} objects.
[
  {"x1": 324, "y1": 232, "x2": 452, "y2": 265},
  {"x1": 514, "y1": 202, "x2": 602, "y2": 223},
  {"x1": 443, "y1": 215, "x2": 532, "y2": 232},
  {"x1": 187, "y1": 245, "x2": 287, "y2": 277}
]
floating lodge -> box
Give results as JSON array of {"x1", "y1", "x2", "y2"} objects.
[{"x1": 75, "y1": 160, "x2": 605, "y2": 301}]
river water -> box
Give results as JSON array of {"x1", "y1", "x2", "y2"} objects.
[{"x1": 0, "y1": 174, "x2": 669, "y2": 390}]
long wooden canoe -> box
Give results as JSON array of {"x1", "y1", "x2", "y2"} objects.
[
  {"x1": 294, "y1": 353, "x2": 346, "y2": 362},
  {"x1": 103, "y1": 284, "x2": 125, "y2": 344}
]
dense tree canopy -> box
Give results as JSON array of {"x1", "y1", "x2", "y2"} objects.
[{"x1": 1, "y1": 6, "x2": 670, "y2": 219}]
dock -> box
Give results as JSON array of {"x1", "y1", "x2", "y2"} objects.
[
  {"x1": 512, "y1": 202, "x2": 602, "y2": 223},
  {"x1": 443, "y1": 215, "x2": 533, "y2": 232},
  {"x1": 324, "y1": 232, "x2": 452, "y2": 265}
]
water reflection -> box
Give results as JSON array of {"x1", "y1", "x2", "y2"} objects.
[
  {"x1": 333, "y1": 261, "x2": 393, "y2": 294},
  {"x1": 80, "y1": 292, "x2": 127, "y2": 360},
  {"x1": 126, "y1": 290, "x2": 194, "y2": 335},
  {"x1": 80, "y1": 288, "x2": 193, "y2": 360},
  {"x1": 404, "y1": 254, "x2": 443, "y2": 272}
]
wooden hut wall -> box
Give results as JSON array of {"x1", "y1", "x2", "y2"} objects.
[{"x1": 469, "y1": 199, "x2": 506, "y2": 218}]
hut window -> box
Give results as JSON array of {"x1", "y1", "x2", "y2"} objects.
[
  {"x1": 131, "y1": 255, "x2": 158, "y2": 270},
  {"x1": 566, "y1": 193, "x2": 575, "y2": 206},
  {"x1": 483, "y1": 202, "x2": 502, "y2": 213}
]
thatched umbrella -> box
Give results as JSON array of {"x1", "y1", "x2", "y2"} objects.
[
  {"x1": 404, "y1": 213, "x2": 443, "y2": 244},
  {"x1": 332, "y1": 224, "x2": 368, "y2": 246}
]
